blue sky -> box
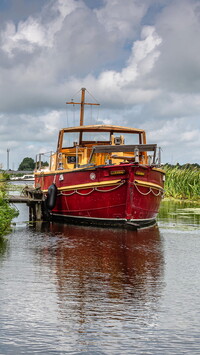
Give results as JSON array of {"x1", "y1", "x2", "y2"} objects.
[{"x1": 0, "y1": 0, "x2": 200, "y2": 169}]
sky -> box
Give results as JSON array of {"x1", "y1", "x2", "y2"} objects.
[{"x1": 0, "y1": 0, "x2": 200, "y2": 169}]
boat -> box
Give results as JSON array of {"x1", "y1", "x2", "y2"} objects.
[
  {"x1": 34, "y1": 88, "x2": 165, "y2": 229},
  {"x1": 11, "y1": 174, "x2": 34, "y2": 181}
]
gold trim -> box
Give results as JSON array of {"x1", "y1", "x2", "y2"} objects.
[
  {"x1": 110, "y1": 170, "x2": 126, "y2": 175},
  {"x1": 152, "y1": 167, "x2": 166, "y2": 174},
  {"x1": 35, "y1": 166, "x2": 96, "y2": 176},
  {"x1": 134, "y1": 179, "x2": 164, "y2": 190},
  {"x1": 43, "y1": 179, "x2": 122, "y2": 193},
  {"x1": 135, "y1": 171, "x2": 145, "y2": 176}
]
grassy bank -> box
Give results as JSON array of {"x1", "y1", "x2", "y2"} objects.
[
  {"x1": 163, "y1": 165, "x2": 200, "y2": 201},
  {"x1": 0, "y1": 173, "x2": 19, "y2": 236}
]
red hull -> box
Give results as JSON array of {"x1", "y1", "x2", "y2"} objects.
[{"x1": 35, "y1": 163, "x2": 164, "y2": 229}]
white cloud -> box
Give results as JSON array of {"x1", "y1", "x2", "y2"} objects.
[
  {"x1": 95, "y1": 0, "x2": 149, "y2": 40},
  {"x1": 147, "y1": 115, "x2": 200, "y2": 164},
  {"x1": 100, "y1": 25, "x2": 162, "y2": 87},
  {"x1": 181, "y1": 130, "x2": 199, "y2": 142},
  {"x1": 0, "y1": 0, "x2": 81, "y2": 56},
  {"x1": 154, "y1": 0, "x2": 200, "y2": 93},
  {"x1": 80, "y1": 25, "x2": 162, "y2": 105},
  {"x1": 0, "y1": 0, "x2": 200, "y2": 167},
  {"x1": 1, "y1": 19, "x2": 47, "y2": 55}
]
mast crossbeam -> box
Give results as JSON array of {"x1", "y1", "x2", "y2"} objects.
[{"x1": 66, "y1": 88, "x2": 100, "y2": 145}]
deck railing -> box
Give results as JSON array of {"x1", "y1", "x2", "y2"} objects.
[{"x1": 35, "y1": 151, "x2": 55, "y2": 171}]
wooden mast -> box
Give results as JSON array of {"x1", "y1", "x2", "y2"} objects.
[
  {"x1": 66, "y1": 88, "x2": 99, "y2": 144},
  {"x1": 80, "y1": 87, "x2": 86, "y2": 126}
]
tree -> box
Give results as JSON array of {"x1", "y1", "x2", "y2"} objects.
[
  {"x1": 41, "y1": 161, "x2": 49, "y2": 167},
  {"x1": 35, "y1": 161, "x2": 49, "y2": 169},
  {"x1": 18, "y1": 157, "x2": 35, "y2": 171}
]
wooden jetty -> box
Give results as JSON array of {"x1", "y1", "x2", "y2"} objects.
[{"x1": 7, "y1": 187, "x2": 46, "y2": 221}]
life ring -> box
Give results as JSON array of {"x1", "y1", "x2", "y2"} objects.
[{"x1": 58, "y1": 152, "x2": 62, "y2": 160}]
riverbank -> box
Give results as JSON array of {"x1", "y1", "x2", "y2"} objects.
[{"x1": 0, "y1": 173, "x2": 19, "y2": 237}]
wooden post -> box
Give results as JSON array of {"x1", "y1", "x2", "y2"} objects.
[
  {"x1": 35, "y1": 202, "x2": 42, "y2": 221},
  {"x1": 29, "y1": 204, "x2": 33, "y2": 221},
  {"x1": 80, "y1": 88, "x2": 86, "y2": 126}
]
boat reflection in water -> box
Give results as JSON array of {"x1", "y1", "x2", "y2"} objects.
[{"x1": 35, "y1": 222, "x2": 164, "y2": 328}]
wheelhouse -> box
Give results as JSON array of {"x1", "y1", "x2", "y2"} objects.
[{"x1": 35, "y1": 124, "x2": 160, "y2": 171}]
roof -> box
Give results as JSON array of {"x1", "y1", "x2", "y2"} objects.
[
  {"x1": 91, "y1": 144, "x2": 157, "y2": 154},
  {"x1": 60, "y1": 125, "x2": 145, "y2": 134}
]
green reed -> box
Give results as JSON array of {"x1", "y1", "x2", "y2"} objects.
[
  {"x1": 163, "y1": 166, "x2": 200, "y2": 200},
  {"x1": 0, "y1": 173, "x2": 19, "y2": 236}
]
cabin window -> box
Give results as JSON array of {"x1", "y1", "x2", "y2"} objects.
[
  {"x1": 81, "y1": 132, "x2": 110, "y2": 142},
  {"x1": 67, "y1": 156, "x2": 77, "y2": 164},
  {"x1": 112, "y1": 133, "x2": 140, "y2": 145},
  {"x1": 62, "y1": 132, "x2": 79, "y2": 148},
  {"x1": 61, "y1": 131, "x2": 141, "y2": 147}
]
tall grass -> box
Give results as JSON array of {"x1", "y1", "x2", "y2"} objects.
[
  {"x1": 0, "y1": 173, "x2": 19, "y2": 236},
  {"x1": 163, "y1": 166, "x2": 200, "y2": 200}
]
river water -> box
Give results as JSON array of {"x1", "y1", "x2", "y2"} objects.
[{"x1": 0, "y1": 197, "x2": 200, "y2": 354}]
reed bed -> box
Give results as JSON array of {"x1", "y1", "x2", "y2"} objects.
[
  {"x1": 0, "y1": 173, "x2": 19, "y2": 236},
  {"x1": 163, "y1": 165, "x2": 200, "y2": 200}
]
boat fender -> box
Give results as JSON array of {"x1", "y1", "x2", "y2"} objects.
[{"x1": 46, "y1": 183, "x2": 57, "y2": 210}]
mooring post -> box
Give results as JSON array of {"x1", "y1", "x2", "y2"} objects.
[
  {"x1": 35, "y1": 202, "x2": 42, "y2": 221},
  {"x1": 29, "y1": 202, "x2": 36, "y2": 221},
  {"x1": 29, "y1": 204, "x2": 33, "y2": 221}
]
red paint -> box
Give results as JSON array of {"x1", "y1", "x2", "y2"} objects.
[{"x1": 35, "y1": 163, "x2": 164, "y2": 225}]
